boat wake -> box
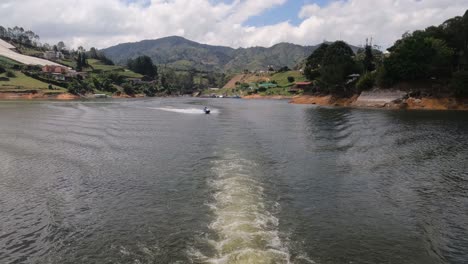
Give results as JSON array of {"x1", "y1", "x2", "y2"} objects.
[
  {"x1": 191, "y1": 150, "x2": 292, "y2": 264},
  {"x1": 149, "y1": 107, "x2": 218, "y2": 114}
]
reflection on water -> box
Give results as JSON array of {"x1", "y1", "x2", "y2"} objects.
[{"x1": 0, "y1": 99, "x2": 467, "y2": 264}]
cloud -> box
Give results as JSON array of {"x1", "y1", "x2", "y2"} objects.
[{"x1": 0, "y1": 0, "x2": 467, "y2": 50}]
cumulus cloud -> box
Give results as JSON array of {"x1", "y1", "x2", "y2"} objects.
[{"x1": 0, "y1": 0, "x2": 467, "y2": 50}]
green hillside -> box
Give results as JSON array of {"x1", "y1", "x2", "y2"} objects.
[
  {"x1": 102, "y1": 36, "x2": 362, "y2": 74},
  {"x1": 102, "y1": 36, "x2": 358, "y2": 73}
]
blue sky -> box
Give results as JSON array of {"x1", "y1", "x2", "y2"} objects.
[
  {"x1": 124, "y1": 0, "x2": 330, "y2": 27},
  {"x1": 244, "y1": 0, "x2": 328, "y2": 27}
]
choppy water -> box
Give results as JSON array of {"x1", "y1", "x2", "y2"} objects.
[{"x1": 0, "y1": 98, "x2": 467, "y2": 264}]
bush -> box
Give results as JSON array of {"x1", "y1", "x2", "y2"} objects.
[
  {"x1": 306, "y1": 69, "x2": 320, "y2": 80},
  {"x1": 451, "y1": 70, "x2": 468, "y2": 97},
  {"x1": 123, "y1": 85, "x2": 135, "y2": 96},
  {"x1": 67, "y1": 80, "x2": 93, "y2": 95},
  {"x1": 356, "y1": 72, "x2": 376, "y2": 91},
  {"x1": 0, "y1": 77, "x2": 9, "y2": 81},
  {"x1": 22, "y1": 71, "x2": 68, "y2": 88},
  {"x1": 287, "y1": 76, "x2": 295, "y2": 83},
  {"x1": 375, "y1": 66, "x2": 393, "y2": 88},
  {"x1": 0, "y1": 66, "x2": 5, "y2": 74},
  {"x1": 240, "y1": 83, "x2": 250, "y2": 89},
  {"x1": 6, "y1": 71, "x2": 16, "y2": 78}
]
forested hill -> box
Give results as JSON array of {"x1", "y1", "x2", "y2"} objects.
[{"x1": 101, "y1": 36, "x2": 359, "y2": 73}]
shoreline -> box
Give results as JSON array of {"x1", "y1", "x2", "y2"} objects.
[
  {"x1": 0, "y1": 91, "x2": 79, "y2": 100},
  {"x1": 241, "y1": 94, "x2": 294, "y2": 100},
  {"x1": 2, "y1": 91, "x2": 468, "y2": 111},
  {"x1": 289, "y1": 93, "x2": 468, "y2": 111}
]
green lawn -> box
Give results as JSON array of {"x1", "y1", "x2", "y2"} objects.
[
  {"x1": 0, "y1": 71, "x2": 66, "y2": 92},
  {"x1": 270, "y1": 71, "x2": 307, "y2": 87},
  {"x1": 87, "y1": 59, "x2": 142, "y2": 78},
  {"x1": 18, "y1": 47, "x2": 43, "y2": 57},
  {"x1": 260, "y1": 87, "x2": 298, "y2": 96},
  {"x1": 0, "y1": 56, "x2": 22, "y2": 68},
  {"x1": 57, "y1": 59, "x2": 76, "y2": 68},
  {"x1": 88, "y1": 59, "x2": 122, "y2": 71}
]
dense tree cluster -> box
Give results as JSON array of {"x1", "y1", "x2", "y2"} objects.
[
  {"x1": 75, "y1": 52, "x2": 88, "y2": 72},
  {"x1": 0, "y1": 26, "x2": 40, "y2": 47},
  {"x1": 88, "y1": 47, "x2": 114, "y2": 65},
  {"x1": 127, "y1": 56, "x2": 158, "y2": 79},
  {"x1": 378, "y1": 10, "x2": 468, "y2": 96},
  {"x1": 304, "y1": 42, "x2": 358, "y2": 93},
  {"x1": 304, "y1": 10, "x2": 468, "y2": 97}
]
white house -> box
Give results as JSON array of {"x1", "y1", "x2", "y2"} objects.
[{"x1": 43, "y1": 51, "x2": 64, "y2": 60}]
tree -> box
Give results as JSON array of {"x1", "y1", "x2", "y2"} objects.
[
  {"x1": 319, "y1": 41, "x2": 356, "y2": 92},
  {"x1": 81, "y1": 52, "x2": 87, "y2": 67},
  {"x1": 6, "y1": 71, "x2": 16, "y2": 78},
  {"x1": 383, "y1": 33, "x2": 453, "y2": 83},
  {"x1": 363, "y1": 43, "x2": 375, "y2": 73},
  {"x1": 123, "y1": 84, "x2": 135, "y2": 96},
  {"x1": 304, "y1": 43, "x2": 329, "y2": 81},
  {"x1": 68, "y1": 79, "x2": 92, "y2": 95},
  {"x1": 76, "y1": 52, "x2": 86, "y2": 71},
  {"x1": 127, "y1": 56, "x2": 158, "y2": 79},
  {"x1": 57, "y1": 41, "x2": 66, "y2": 51},
  {"x1": 451, "y1": 70, "x2": 468, "y2": 96},
  {"x1": 89, "y1": 47, "x2": 98, "y2": 59},
  {"x1": 0, "y1": 26, "x2": 6, "y2": 38},
  {"x1": 287, "y1": 76, "x2": 295, "y2": 83},
  {"x1": 356, "y1": 72, "x2": 376, "y2": 91}
]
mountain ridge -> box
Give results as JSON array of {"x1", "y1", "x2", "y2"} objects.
[{"x1": 101, "y1": 36, "x2": 358, "y2": 73}]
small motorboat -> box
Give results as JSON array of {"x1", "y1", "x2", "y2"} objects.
[{"x1": 203, "y1": 107, "x2": 211, "y2": 114}]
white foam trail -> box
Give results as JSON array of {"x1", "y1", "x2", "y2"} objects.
[
  {"x1": 149, "y1": 107, "x2": 218, "y2": 114},
  {"x1": 196, "y1": 150, "x2": 291, "y2": 264}
]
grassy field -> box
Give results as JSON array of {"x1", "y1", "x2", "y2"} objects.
[
  {"x1": 0, "y1": 71, "x2": 66, "y2": 92},
  {"x1": 270, "y1": 71, "x2": 307, "y2": 87},
  {"x1": 208, "y1": 70, "x2": 307, "y2": 96},
  {"x1": 259, "y1": 87, "x2": 297, "y2": 96},
  {"x1": 57, "y1": 59, "x2": 76, "y2": 68},
  {"x1": 87, "y1": 59, "x2": 142, "y2": 78},
  {"x1": 18, "y1": 46, "x2": 43, "y2": 57},
  {"x1": 0, "y1": 55, "x2": 21, "y2": 68}
]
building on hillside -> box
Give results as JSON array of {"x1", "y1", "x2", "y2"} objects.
[
  {"x1": 289, "y1": 81, "x2": 312, "y2": 93},
  {"x1": 346, "y1": 74, "x2": 360, "y2": 85},
  {"x1": 51, "y1": 73, "x2": 66, "y2": 81},
  {"x1": 258, "y1": 82, "x2": 277, "y2": 89},
  {"x1": 66, "y1": 70, "x2": 87, "y2": 79},
  {"x1": 43, "y1": 51, "x2": 64, "y2": 60},
  {"x1": 42, "y1": 65, "x2": 68, "y2": 74}
]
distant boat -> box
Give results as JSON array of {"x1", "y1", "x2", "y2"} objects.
[{"x1": 93, "y1": 94, "x2": 109, "y2": 98}]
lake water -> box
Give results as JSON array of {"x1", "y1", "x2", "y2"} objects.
[{"x1": 0, "y1": 98, "x2": 467, "y2": 264}]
